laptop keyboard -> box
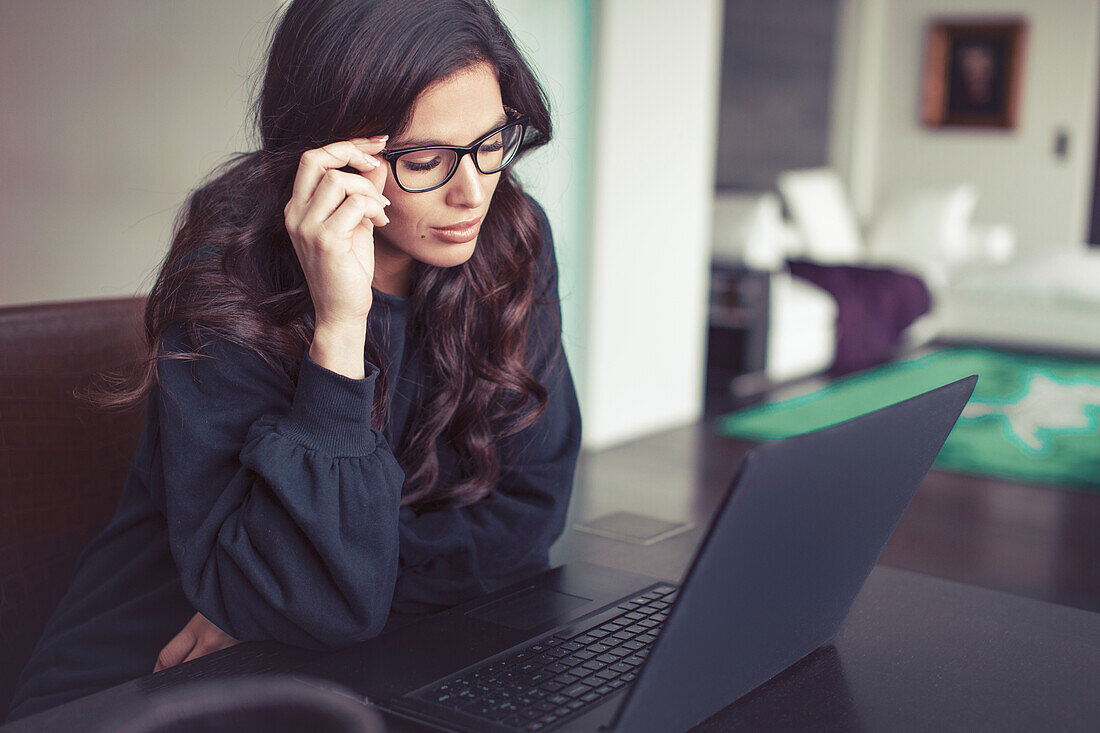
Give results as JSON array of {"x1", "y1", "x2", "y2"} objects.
[{"x1": 409, "y1": 584, "x2": 678, "y2": 731}]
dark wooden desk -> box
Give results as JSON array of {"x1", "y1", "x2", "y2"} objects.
[{"x1": 7, "y1": 461, "x2": 1100, "y2": 731}]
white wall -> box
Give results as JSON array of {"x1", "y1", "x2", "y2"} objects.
[
  {"x1": 583, "y1": 0, "x2": 724, "y2": 449},
  {"x1": 497, "y1": 0, "x2": 594, "y2": 412},
  {"x1": 0, "y1": 1, "x2": 284, "y2": 306},
  {"x1": 835, "y1": 0, "x2": 1100, "y2": 252}
]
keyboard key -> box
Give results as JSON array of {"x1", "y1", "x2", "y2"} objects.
[
  {"x1": 612, "y1": 631, "x2": 634, "y2": 641},
  {"x1": 610, "y1": 646, "x2": 633, "y2": 657},
  {"x1": 622, "y1": 640, "x2": 645, "y2": 651},
  {"x1": 539, "y1": 680, "x2": 565, "y2": 692},
  {"x1": 581, "y1": 692, "x2": 601, "y2": 703},
  {"x1": 546, "y1": 693, "x2": 570, "y2": 706},
  {"x1": 594, "y1": 669, "x2": 619, "y2": 681},
  {"x1": 589, "y1": 643, "x2": 612, "y2": 654},
  {"x1": 574, "y1": 634, "x2": 597, "y2": 645},
  {"x1": 581, "y1": 659, "x2": 606, "y2": 672},
  {"x1": 560, "y1": 641, "x2": 583, "y2": 652},
  {"x1": 610, "y1": 662, "x2": 633, "y2": 674},
  {"x1": 553, "y1": 673, "x2": 581, "y2": 685},
  {"x1": 563, "y1": 683, "x2": 592, "y2": 698},
  {"x1": 624, "y1": 611, "x2": 646, "y2": 621},
  {"x1": 624, "y1": 655, "x2": 646, "y2": 667},
  {"x1": 587, "y1": 628, "x2": 611, "y2": 639}
]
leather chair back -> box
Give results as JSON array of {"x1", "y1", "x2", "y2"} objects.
[{"x1": 0, "y1": 297, "x2": 147, "y2": 714}]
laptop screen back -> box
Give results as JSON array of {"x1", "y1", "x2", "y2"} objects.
[{"x1": 611, "y1": 376, "x2": 976, "y2": 733}]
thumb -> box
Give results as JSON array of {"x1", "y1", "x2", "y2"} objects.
[
  {"x1": 154, "y1": 624, "x2": 197, "y2": 673},
  {"x1": 366, "y1": 149, "x2": 389, "y2": 197}
]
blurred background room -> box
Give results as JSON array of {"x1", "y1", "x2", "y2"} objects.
[{"x1": 3, "y1": 0, "x2": 1100, "y2": 715}]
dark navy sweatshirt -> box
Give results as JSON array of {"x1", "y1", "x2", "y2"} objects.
[{"x1": 7, "y1": 205, "x2": 581, "y2": 722}]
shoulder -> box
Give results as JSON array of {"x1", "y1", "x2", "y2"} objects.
[
  {"x1": 523, "y1": 193, "x2": 554, "y2": 258},
  {"x1": 520, "y1": 194, "x2": 560, "y2": 298}
]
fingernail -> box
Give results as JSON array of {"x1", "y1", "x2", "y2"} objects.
[
  {"x1": 380, "y1": 214, "x2": 390, "y2": 226},
  {"x1": 368, "y1": 134, "x2": 389, "y2": 142},
  {"x1": 364, "y1": 155, "x2": 380, "y2": 168},
  {"x1": 381, "y1": 195, "x2": 391, "y2": 206}
]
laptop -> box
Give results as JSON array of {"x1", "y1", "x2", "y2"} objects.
[{"x1": 295, "y1": 376, "x2": 977, "y2": 732}]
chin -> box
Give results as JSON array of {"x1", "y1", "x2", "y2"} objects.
[{"x1": 413, "y1": 237, "x2": 478, "y2": 268}]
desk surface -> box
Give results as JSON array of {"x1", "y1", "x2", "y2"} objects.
[{"x1": 7, "y1": 466, "x2": 1100, "y2": 732}]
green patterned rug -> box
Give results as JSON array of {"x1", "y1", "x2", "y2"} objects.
[{"x1": 716, "y1": 348, "x2": 1100, "y2": 492}]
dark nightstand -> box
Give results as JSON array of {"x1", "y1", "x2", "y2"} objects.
[{"x1": 704, "y1": 262, "x2": 770, "y2": 413}]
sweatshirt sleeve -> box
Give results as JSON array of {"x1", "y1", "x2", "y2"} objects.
[
  {"x1": 153, "y1": 335, "x2": 404, "y2": 649},
  {"x1": 391, "y1": 200, "x2": 583, "y2": 613}
]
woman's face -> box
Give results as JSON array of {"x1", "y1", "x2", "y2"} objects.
[{"x1": 373, "y1": 61, "x2": 506, "y2": 295}]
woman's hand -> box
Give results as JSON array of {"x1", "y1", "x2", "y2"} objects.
[
  {"x1": 153, "y1": 612, "x2": 240, "y2": 673},
  {"x1": 283, "y1": 137, "x2": 390, "y2": 378}
]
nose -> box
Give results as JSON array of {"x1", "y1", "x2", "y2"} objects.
[{"x1": 444, "y1": 154, "x2": 488, "y2": 208}]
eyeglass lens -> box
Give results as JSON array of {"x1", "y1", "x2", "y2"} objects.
[{"x1": 394, "y1": 122, "x2": 524, "y2": 192}]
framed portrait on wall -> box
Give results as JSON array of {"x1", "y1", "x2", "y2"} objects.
[{"x1": 920, "y1": 19, "x2": 1027, "y2": 129}]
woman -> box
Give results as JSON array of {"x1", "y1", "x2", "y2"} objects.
[{"x1": 7, "y1": 0, "x2": 580, "y2": 721}]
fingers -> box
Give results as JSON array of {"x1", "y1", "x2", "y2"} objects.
[
  {"x1": 306, "y1": 167, "x2": 390, "y2": 225},
  {"x1": 153, "y1": 612, "x2": 241, "y2": 673},
  {"x1": 289, "y1": 137, "x2": 388, "y2": 210},
  {"x1": 322, "y1": 193, "x2": 387, "y2": 241},
  {"x1": 285, "y1": 138, "x2": 391, "y2": 248},
  {"x1": 153, "y1": 624, "x2": 196, "y2": 673},
  {"x1": 181, "y1": 635, "x2": 240, "y2": 666}
]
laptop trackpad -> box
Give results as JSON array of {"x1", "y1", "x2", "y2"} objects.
[{"x1": 466, "y1": 587, "x2": 592, "y2": 630}]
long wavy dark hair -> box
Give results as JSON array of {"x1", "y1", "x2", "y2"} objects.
[{"x1": 100, "y1": 0, "x2": 556, "y2": 511}]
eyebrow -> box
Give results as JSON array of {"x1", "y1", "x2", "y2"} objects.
[{"x1": 388, "y1": 111, "x2": 511, "y2": 150}]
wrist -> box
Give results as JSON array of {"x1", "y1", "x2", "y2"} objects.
[{"x1": 310, "y1": 319, "x2": 368, "y2": 379}]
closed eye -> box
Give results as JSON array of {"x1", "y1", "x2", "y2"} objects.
[{"x1": 402, "y1": 156, "x2": 442, "y2": 172}]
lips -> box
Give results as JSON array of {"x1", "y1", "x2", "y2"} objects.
[{"x1": 432, "y1": 217, "x2": 483, "y2": 244}]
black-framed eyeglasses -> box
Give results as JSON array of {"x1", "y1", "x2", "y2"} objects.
[{"x1": 381, "y1": 110, "x2": 529, "y2": 193}]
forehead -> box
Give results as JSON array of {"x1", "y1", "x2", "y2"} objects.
[{"x1": 399, "y1": 63, "x2": 505, "y2": 146}]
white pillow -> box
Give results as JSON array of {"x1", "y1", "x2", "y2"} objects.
[
  {"x1": 712, "y1": 192, "x2": 798, "y2": 271},
  {"x1": 777, "y1": 168, "x2": 863, "y2": 264},
  {"x1": 866, "y1": 184, "x2": 979, "y2": 271}
]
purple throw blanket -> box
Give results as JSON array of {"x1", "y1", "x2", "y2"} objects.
[{"x1": 786, "y1": 259, "x2": 932, "y2": 376}]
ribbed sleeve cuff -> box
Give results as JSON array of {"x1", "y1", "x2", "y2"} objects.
[{"x1": 277, "y1": 354, "x2": 379, "y2": 456}]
